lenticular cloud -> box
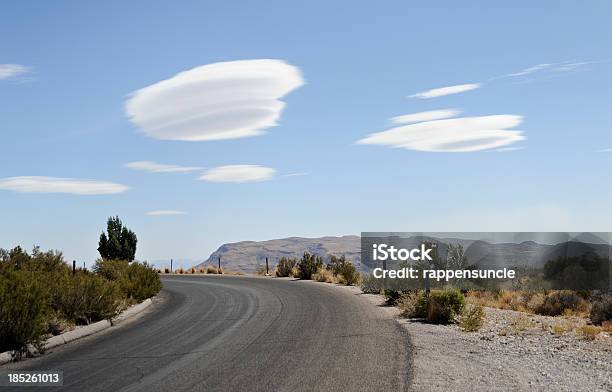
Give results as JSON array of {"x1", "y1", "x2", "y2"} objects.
[
  {"x1": 357, "y1": 114, "x2": 525, "y2": 152},
  {"x1": 125, "y1": 59, "x2": 304, "y2": 141}
]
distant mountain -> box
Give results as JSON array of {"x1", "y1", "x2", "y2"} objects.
[
  {"x1": 196, "y1": 236, "x2": 361, "y2": 273},
  {"x1": 192, "y1": 234, "x2": 611, "y2": 274}
]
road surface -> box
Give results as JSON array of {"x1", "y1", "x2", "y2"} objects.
[{"x1": 4, "y1": 276, "x2": 413, "y2": 391}]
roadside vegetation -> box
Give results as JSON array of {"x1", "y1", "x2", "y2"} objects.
[
  {"x1": 362, "y1": 276, "x2": 612, "y2": 338},
  {"x1": 0, "y1": 216, "x2": 161, "y2": 359},
  {"x1": 272, "y1": 253, "x2": 360, "y2": 285}
]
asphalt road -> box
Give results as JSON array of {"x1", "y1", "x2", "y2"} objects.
[{"x1": 4, "y1": 276, "x2": 413, "y2": 391}]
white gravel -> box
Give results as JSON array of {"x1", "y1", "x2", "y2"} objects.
[{"x1": 401, "y1": 307, "x2": 612, "y2": 392}]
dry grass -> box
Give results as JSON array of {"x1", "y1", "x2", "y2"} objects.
[
  {"x1": 602, "y1": 320, "x2": 612, "y2": 333},
  {"x1": 459, "y1": 304, "x2": 486, "y2": 332},
  {"x1": 206, "y1": 265, "x2": 218, "y2": 274},
  {"x1": 313, "y1": 268, "x2": 337, "y2": 283},
  {"x1": 499, "y1": 314, "x2": 536, "y2": 336},
  {"x1": 290, "y1": 266, "x2": 300, "y2": 278},
  {"x1": 467, "y1": 290, "x2": 590, "y2": 317},
  {"x1": 579, "y1": 325, "x2": 602, "y2": 340}
]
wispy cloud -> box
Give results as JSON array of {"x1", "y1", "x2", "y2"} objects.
[
  {"x1": 0, "y1": 176, "x2": 129, "y2": 195},
  {"x1": 495, "y1": 146, "x2": 524, "y2": 152},
  {"x1": 390, "y1": 109, "x2": 461, "y2": 124},
  {"x1": 492, "y1": 63, "x2": 552, "y2": 80},
  {"x1": 280, "y1": 172, "x2": 308, "y2": 178},
  {"x1": 146, "y1": 210, "x2": 186, "y2": 216},
  {"x1": 199, "y1": 165, "x2": 276, "y2": 183},
  {"x1": 357, "y1": 114, "x2": 524, "y2": 152},
  {"x1": 125, "y1": 59, "x2": 304, "y2": 141},
  {"x1": 409, "y1": 83, "x2": 480, "y2": 99},
  {"x1": 599, "y1": 148, "x2": 612, "y2": 152},
  {"x1": 124, "y1": 161, "x2": 203, "y2": 173},
  {"x1": 0, "y1": 64, "x2": 31, "y2": 80}
]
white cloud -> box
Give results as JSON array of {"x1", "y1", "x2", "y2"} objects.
[
  {"x1": 199, "y1": 165, "x2": 276, "y2": 183},
  {"x1": 146, "y1": 210, "x2": 186, "y2": 216},
  {"x1": 503, "y1": 63, "x2": 551, "y2": 77},
  {"x1": 0, "y1": 176, "x2": 129, "y2": 195},
  {"x1": 0, "y1": 64, "x2": 31, "y2": 80},
  {"x1": 357, "y1": 115, "x2": 525, "y2": 152},
  {"x1": 495, "y1": 146, "x2": 524, "y2": 152},
  {"x1": 390, "y1": 109, "x2": 461, "y2": 124},
  {"x1": 124, "y1": 161, "x2": 203, "y2": 173},
  {"x1": 125, "y1": 59, "x2": 304, "y2": 141},
  {"x1": 409, "y1": 83, "x2": 480, "y2": 99}
]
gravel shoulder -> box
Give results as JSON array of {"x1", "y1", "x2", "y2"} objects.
[{"x1": 401, "y1": 306, "x2": 612, "y2": 392}]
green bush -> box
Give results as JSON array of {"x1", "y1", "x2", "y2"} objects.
[
  {"x1": 424, "y1": 289, "x2": 465, "y2": 324},
  {"x1": 275, "y1": 257, "x2": 297, "y2": 277},
  {"x1": 55, "y1": 272, "x2": 122, "y2": 325},
  {"x1": 93, "y1": 259, "x2": 161, "y2": 301},
  {"x1": 459, "y1": 304, "x2": 486, "y2": 332},
  {"x1": 590, "y1": 294, "x2": 612, "y2": 325},
  {"x1": 360, "y1": 273, "x2": 382, "y2": 294},
  {"x1": 536, "y1": 290, "x2": 589, "y2": 316},
  {"x1": 296, "y1": 252, "x2": 323, "y2": 280},
  {"x1": 0, "y1": 270, "x2": 50, "y2": 355},
  {"x1": 126, "y1": 262, "x2": 162, "y2": 301},
  {"x1": 337, "y1": 261, "x2": 359, "y2": 286}
]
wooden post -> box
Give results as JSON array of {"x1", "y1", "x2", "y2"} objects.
[
  {"x1": 171, "y1": 259, "x2": 173, "y2": 274},
  {"x1": 266, "y1": 257, "x2": 269, "y2": 276},
  {"x1": 72, "y1": 260, "x2": 76, "y2": 275},
  {"x1": 218, "y1": 256, "x2": 221, "y2": 270}
]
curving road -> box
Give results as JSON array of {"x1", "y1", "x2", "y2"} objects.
[{"x1": 5, "y1": 276, "x2": 412, "y2": 391}]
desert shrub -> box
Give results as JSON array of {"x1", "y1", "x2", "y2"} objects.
[
  {"x1": 290, "y1": 266, "x2": 300, "y2": 277},
  {"x1": 164, "y1": 267, "x2": 171, "y2": 273},
  {"x1": 296, "y1": 252, "x2": 323, "y2": 280},
  {"x1": 218, "y1": 267, "x2": 224, "y2": 274},
  {"x1": 206, "y1": 265, "x2": 217, "y2": 274},
  {"x1": 0, "y1": 270, "x2": 50, "y2": 355},
  {"x1": 94, "y1": 259, "x2": 160, "y2": 301},
  {"x1": 94, "y1": 259, "x2": 129, "y2": 282},
  {"x1": 125, "y1": 262, "x2": 162, "y2": 301},
  {"x1": 189, "y1": 267, "x2": 196, "y2": 274},
  {"x1": 601, "y1": 320, "x2": 612, "y2": 333},
  {"x1": 275, "y1": 257, "x2": 297, "y2": 277},
  {"x1": 397, "y1": 292, "x2": 427, "y2": 318},
  {"x1": 384, "y1": 290, "x2": 402, "y2": 306},
  {"x1": 579, "y1": 325, "x2": 601, "y2": 340},
  {"x1": 425, "y1": 289, "x2": 465, "y2": 324},
  {"x1": 327, "y1": 255, "x2": 347, "y2": 276},
  {"x1": 360, "y1": 274, "x2": 382, "y2": 294},
  {"x1": 338, "y1": 262, "x2": 359, "y2": 286},
  {"x1": 55, "y1": 272, "x2": 121, "y2": 325},
  {"x1": 314, "y1": 268, "x2": 335, "y2": 283},
  {"x1": 459, "y1": 304, "x2": 485, "y2": 332},
  {"x1": 198, "y1": 267, "x2": 206, "y2": 273},
  {"x1": 589, "y1": 294, "x2": 612, "y2": 325},
  {"x1": 536, "y1": 290, "x2": 589, "y2": 316}
]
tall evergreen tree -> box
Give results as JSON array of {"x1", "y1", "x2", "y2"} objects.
[{"x1": 97, "y1": 216, "x2": 137, "y2": 261}]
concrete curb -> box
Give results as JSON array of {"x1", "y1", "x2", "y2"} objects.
[{"x1": 0, "y1": 297, "x2": 154, "y2": 366}]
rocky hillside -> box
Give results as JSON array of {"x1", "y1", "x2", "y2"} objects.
[{"x1": 196, "y1": 235, "x2": 361, "y2": 273}]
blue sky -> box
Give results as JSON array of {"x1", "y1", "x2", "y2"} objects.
[{"x1": 1, "y1": 1, "x2": 611, "y2": 266}]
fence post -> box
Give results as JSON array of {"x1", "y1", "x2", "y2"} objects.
[
  {"x1": 72, "y1": 260, "x2": 76, "y2": 275},
  {"x1": 218, "y1": 256, "x2": 221, "y2": 271},
  {"x1": 171, "y1": 259, "x2": 173, "y2": 274},
  {"x1": 266, "y1": 257, "x2": 269, "y2": 276}
]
